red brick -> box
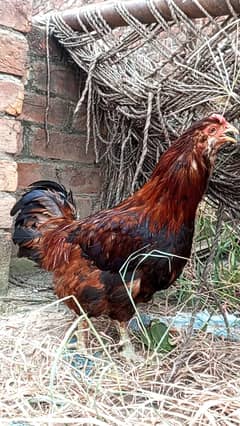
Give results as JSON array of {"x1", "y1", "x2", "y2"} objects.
[
  {"x1": 74, "y1": 195, "x2": 93, "y2": 219},
  {"x1": 64, "y1": 167, "x2": 101, "y2": 194},
  {"x1": 33, "y1": 0, "x2": 86, "y2": 15},
  {"x1": 0, "y1": 161, "x2": 17, "y2": 191},
  {"x1": 72, "y1": 102, "x2": 88, "y2": 132},
  {"x1": 0, "y1": 77, "x2": 24, "y2": 116},
  {"x1": 73, "y1": 102, "x2": 107, "y2": 135},
  {"x1": 0, "y1": 0, "x2": 32, "y2": 33},
  {"x1": 17, "y1": 162, "x2": 57, "y2": 189},
  {"x1": 21, "y1": 92, "x2": 72, "y2": 127},
  {"x1": 30, "y1": 61, "x2": 79, "y2": 100},
  {"x1": 0, "y1": 118, "x2": 23, "y2": 155},
  {"x1": 0, "y1": 30, "x2": 28, "y2": 77},
  {"x1": 0, "y1": 193, "x2": 16, "y2": 228},
  {"x1": 17, "y1": 161, "x2": 101, "y2": 194},
  {"x1": 27, "y1": 26, "x2": 62, "y2": 58},
  {"x1": 29, "y1": 128, "x2": 95, "y2": 163}
]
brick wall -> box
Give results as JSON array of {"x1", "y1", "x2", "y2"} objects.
[
  {"x1": 0, "y1": 0, "x2": 102, "y2": 292},
  {"x1": 19, "y1": 26, "x2": 101, "y2": 217},
  {"x1": 0, "y1": 0, "x2": 32, "y2": 293},
  {"x1": 33, "y1": 0, "x2": 95, "y2": 16}
]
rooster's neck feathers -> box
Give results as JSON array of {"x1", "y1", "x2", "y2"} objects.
[{"x1": 123, "y1": 132, "x2": 211, "y2": 233}]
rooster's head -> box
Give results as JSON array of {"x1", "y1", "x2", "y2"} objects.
[{"x1": 191, "y1": 114, "x2": 238, "y2": 160}]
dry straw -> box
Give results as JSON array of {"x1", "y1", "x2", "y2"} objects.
[{"x1": 1, "y1": 297, "x2": 240, "y2": 425}]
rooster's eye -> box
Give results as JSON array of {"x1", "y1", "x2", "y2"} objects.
[{"x1": 209, "y1": 127, "x2": 217, "y2": 135}]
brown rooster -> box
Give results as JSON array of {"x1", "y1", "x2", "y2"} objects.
[{"x1": 11, "y1": 114, "x2": 238, "y2": 358}]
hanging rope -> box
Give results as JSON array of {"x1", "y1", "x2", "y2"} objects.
[{"x1": 35, "y1": 2, "x2": 240, "y2": 215}]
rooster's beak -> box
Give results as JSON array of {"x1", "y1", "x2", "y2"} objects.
[{"x1": 223, "y1": 123, "x2": 239, "y2": 143}]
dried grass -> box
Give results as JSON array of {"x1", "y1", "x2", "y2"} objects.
[{"x1": 1, "y1": 297, "x2": 240, "y2": 426}]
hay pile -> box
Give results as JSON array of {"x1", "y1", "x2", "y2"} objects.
[{"x1": 1, "y1": 298, "x2": 240, "y2": 425}]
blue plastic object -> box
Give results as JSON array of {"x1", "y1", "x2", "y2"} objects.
[{"x1": 129, "y1": 310, "x2": 240, "y2": 341}]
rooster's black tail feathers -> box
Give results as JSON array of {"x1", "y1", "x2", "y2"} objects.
[{"x1": 11, "y1": 180, "x2": 76, "y2": 262}]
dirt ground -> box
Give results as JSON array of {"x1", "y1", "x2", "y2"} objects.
[{"x1": 3, "y1": 258, "x2": 55, "y2": 315}]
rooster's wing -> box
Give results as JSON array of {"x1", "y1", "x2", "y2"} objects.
[{"x1": 67, "y1": 207, "x2": 151, "y2": 272}]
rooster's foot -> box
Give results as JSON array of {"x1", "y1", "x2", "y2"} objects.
[
  {"x1": 117, "y1": 321, "x2": 144, "y2": 363},
  {"x1": 67, "y1": 319, "x2": 88, "y2": 352}
]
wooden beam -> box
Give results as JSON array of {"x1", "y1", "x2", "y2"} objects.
[{"x1": 56, "y1": 0, "x2": 240, "y2": 32}]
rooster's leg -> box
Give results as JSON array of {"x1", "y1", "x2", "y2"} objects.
[
  {"x1": 117, "y1": 321, "x2": 144, "y2": 362},
  {"x1": 68, "y1": 318, "x2": 88, "y2": 351}
]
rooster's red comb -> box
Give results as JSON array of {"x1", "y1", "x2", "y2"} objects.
[{"x1": 209, "y1": 114, "x2": 227, "y2": 125}]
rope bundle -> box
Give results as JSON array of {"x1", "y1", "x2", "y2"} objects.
[{"x1": 38, "y1": 0, "x2": 240, "y2": 214}]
